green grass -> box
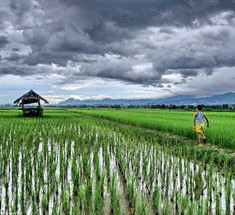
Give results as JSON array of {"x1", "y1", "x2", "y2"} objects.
[{"x1": 77, "y1": 108, "x2": 235, "y2": 149}]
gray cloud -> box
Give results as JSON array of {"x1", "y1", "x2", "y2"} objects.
[
  {"x1": 12, "y1": 47, "x2": 20, "y2": 52},
  {"x1": 6, "y1": 53, "x2": 22, "y2": 61},
  {"x1": 60, "y1": 0, "x2": 235, "y2": 28},
  {"x1": 0, "y1": 64, "x2": 48, "y2": 77},
  {"x1": 0, "y1": 36, "x2": 9, "y2": 49},
  {"x1": 1, "y1": 0, "x2": 235, "y2": 92},
  {"x1": 178, "y1": 70, "x2": 198, "y2": 78},
  {"x1": 0, "y1": 66, "x2": 31, "y2": 76}
]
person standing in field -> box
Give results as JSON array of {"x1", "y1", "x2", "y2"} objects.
[{"x1": 193, "y1": 105, "x2": 209, "y2": 146}]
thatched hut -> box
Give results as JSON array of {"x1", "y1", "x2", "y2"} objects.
[{"x1": 14, "y1": 90, "x2": 49, "y2": 116}]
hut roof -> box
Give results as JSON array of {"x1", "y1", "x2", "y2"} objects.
[{"x1": 14, "y1": 90, "x2": 49, "y2": 105}]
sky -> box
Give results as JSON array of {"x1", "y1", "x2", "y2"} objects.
[{"x1": 0, "y1": 0, "x2": 235, "y2": 104}]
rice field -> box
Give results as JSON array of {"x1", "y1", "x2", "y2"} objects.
[
  {"x1": 78, "y1": 108, "x2": 235, "y2": 149},
  {"x1": 0, "y1": 109, "x2": 234, "y2": 215}
]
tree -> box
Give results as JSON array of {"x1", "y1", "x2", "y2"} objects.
[{"x1": 222, "y1": 104, "x2": 229, "y2": 109}]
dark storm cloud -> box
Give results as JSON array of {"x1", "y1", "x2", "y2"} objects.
[
  {"x1": 12, "y1": 47, "x2": 20, "y2": 52},
  {"x1": 0, "y1": 64, "x2": 50, "y2": 77},
  {"x1": 6, "y1": 53, "x2": 22, "y2": 61},
  {"x1": 61, "y1": 0, "x2": 235, "y2": 28},
  {"x1": 0, "y1": 66, "x2": 31, "y2": 76},
  {"x1": 178, "y1": 70, "x2": 198, "y2": 78},
  {"x1": 1, "y1": 0, "x2": 235, "y2": 87},
  {"x1": 0, "y1": 36, "x2": 9, "y2": 49}
]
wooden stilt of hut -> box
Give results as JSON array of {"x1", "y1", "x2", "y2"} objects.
[{"x1": 14, "y1": 90, "x2": 49, "y2": 117}]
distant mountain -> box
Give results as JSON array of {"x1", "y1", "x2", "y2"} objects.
[{"x1": 58, "y1": 92, "x2": 235, "y2": 106}]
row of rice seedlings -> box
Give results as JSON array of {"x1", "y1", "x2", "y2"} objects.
[
  {"x1": 109, "y1": 126, "x2": 235, "y2": 215},
  {"x1": 110, "y1": 175, "x2": 121, "y2": 215},
  {"x1": 111, "y1": 135, "x2": 154, "y2": 214},
  {"x1": 0, "y1": 117, "x2": 99, "y2": 214},
  {"x1": 105, "y1": 136, "x2": 134, "y2": 215},
  {"x1": 0, "y1": 112, "x2": 234, "y2": 214},
  {"x1": 94, "y1": 116, "x2": 235, "y2": 174}
]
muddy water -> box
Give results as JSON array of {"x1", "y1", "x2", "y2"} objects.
[
  {"x1": 113, "y1": 138, "x2": 234, "y2": 214},
  {"x1": 0, "y1": 125, "x2": 234, "y2": 215}
]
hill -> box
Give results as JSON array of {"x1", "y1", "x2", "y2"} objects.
[{"x1": 58, "y1": 92, "x2": 235, "y2": 106}]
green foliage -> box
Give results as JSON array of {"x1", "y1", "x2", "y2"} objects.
[{"x1": 152, "y1": 186, "x2": 160, "y2": 214}]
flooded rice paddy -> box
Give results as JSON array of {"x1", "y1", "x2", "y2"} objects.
[{"x1": 0, "y1": 116, "x2": 234, "y2": 215}]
